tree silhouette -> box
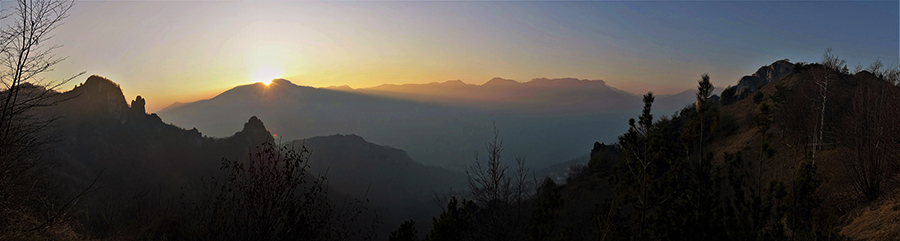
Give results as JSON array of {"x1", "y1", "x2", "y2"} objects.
[
  {"x1": 425, "y1": 196, "x2": 473, "y2": 241},
  {"x1": 839, "y1": 62, "x2": 900, "y2": 201},
  {"x1": 390, "y1": 220, "x2": 418, "y2": 241},
  {"x1": 0, "y1": 0, "x2": 86, "y2": 236},
  {"x1": 464, "y1": 122, "x2": 533, "y2": 241},
  {"x1": 192, "y1": 142, "x2": 375, "y2": 241},
  {"x1": 530, "y1": 177, "x2": 563, "y2": 241}
]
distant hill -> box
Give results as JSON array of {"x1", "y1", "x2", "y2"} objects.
[
  {"x1": 287, "y1": 134, "x2": 466, "y2": 231},
  {"x1": 157, "y1": 101, "x2": 186, "y2": 113}
]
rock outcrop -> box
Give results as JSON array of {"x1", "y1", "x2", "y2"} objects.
[
  {"x1": 131, "y1": 95, "x2": 146, "y2": 114},
  {"x1": 721, "y1": 59, "x2": 794, "y2": 105}
]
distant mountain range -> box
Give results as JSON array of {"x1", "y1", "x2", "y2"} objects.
[
  {"x1": 158, "y1": 76, "x2": 698, "y2": 171},
  {"x1": 347, "y1": 77, "x2": 639, "y2": 114}
]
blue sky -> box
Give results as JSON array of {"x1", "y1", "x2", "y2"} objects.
[{"x1": 30, "y1": 1, "x2": 899, "y2": 111}]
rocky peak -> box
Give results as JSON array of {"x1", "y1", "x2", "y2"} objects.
[
  {"x1": 69, "y1": 75, "x2": 130, "y2": 118},
  {"x1": 131, "y1": 95, "x2": 146, "y2": 114},
  {"x1": 238, "y1": 116, "x2": 273, "y2": 145},
  {"x1": 591, "y1": 141, "x2": 622, "y2": 161},
  {"x1": 82, "y1": 75, "x2": 121, "y2": 90},
  {"x1": 721, "y1": 59, "x2": 795, "y2": 104},
  {"x1": 752, "y1": 59, "x2": 794, "y2": 82},
  {"x1": 243, "y1": 116, "x2": 267, "y2": 133}
]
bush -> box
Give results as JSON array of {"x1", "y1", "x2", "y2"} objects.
[{"x1": 190, "y1": 142, "x2": 375, "y2": 241}]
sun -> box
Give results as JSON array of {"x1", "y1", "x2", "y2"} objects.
[{"x1": 252, "y1": 66, "x2": 282, "y2": 85}]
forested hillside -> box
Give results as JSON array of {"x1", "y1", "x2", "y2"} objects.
[{"x1": 401, "y1": 54, "x2": 900, "y2": 241}]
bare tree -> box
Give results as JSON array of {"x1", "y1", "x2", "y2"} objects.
[
  {"x1": 809, "y1": 48, "x2": 845, "y2": 161},
  {"x1": 194, "y1": 142, "x2": 376, "y2": 241},
  {"x1": 465, "y1": 122, "x2": 533, "y2": 241},
  {"x1": 840, "y1": 65, "x2": 900, "y2": 200},
  {"x1": 0, "y1": 0, "x2": 84, "y2": 235}
]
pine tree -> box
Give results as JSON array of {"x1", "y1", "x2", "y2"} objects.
[{"x1": 390, "y1": 220, "x2": 418, "y2": 241}]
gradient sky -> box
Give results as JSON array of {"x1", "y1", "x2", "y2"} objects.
[{"x1": 28, "y1": 1, "x2": 900, "y2": 112}]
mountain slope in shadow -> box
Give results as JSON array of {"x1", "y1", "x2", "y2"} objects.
[
  {"x1": 287, "y1": 134, "x2": 465, "y2": 232},
  {"x1": 44, "y1": 76, "x2": 275, "y2": 195}
]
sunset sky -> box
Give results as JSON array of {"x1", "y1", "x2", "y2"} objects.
[{"x1": 35, "y1": 1, "x2": 899, "y2": 112}]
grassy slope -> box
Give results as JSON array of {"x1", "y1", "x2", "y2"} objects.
[{"x1": 712, "y1": 66, "x2": 900, "y2": 240}]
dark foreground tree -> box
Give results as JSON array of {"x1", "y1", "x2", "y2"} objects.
[
  {"x1": 529, "y1": 177, "x2": 563, "y2": 241},
  {"x1": 390, "y1": 220, "x2": 418, "y2": 241},
  {"x1": 0, "y1": 0, "x2": 85, "y2": 238},
  {"x1": 191, "y1": 142, "x2": 375, "y2": 241},
  {"x1": 839, "y1": 63, "x2": 900, "y2": 201},
  {"x1": 425, "y1": 196, "x2": 474, "y2": 241},
  {"x1": 464, "y1": 123, "x2": 534, "y2": 241}
]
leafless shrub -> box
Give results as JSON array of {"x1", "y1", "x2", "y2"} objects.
[
  {"x1": 465, "y1": 123, "x2": 534, "y2": 241},
  {"x1": 192, "y1": 142, "x2": 376, "y2": 241}
]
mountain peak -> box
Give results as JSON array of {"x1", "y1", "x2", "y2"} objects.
[
  {"x1": 324, "y1": 85, "x2": 354, "y2": 91},
  {"x1": 722, "y1": 59, "x2": 795, "y2": 104},
  {"x1": 243, "y1": 116, "x2": 267, "y2": 133},
  {"x1": 236, "y1": 116, "x2": 274, "y2": 144},
  {"x1": 483, "y1": 77, "x2": 519, "y2": 86},
  {"x1": 68, "y1": 75, "x2": 130, "y2": 118},
  {"x1": 82, "y1": 75, "x2": 121, "y2": 90},
  {"x1": 442, "y1": 80, "x2": 468, "y2": 85},
  {"x1": 270, "y1": 78, "x2": 296, "y2": 87},
  {"x1": 528, "y1": 77, "x2": 606, "y2": 86}
]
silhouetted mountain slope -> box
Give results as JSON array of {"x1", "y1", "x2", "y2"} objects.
[
  {"x1": 287, "y1": 135, "x2": 465, "y2": 231},
  {"x1": 157, "y1": 101, "x2": 185, "y2": 113},
  {"x1": 43, "y1": 76, "x2": 275, "y2": 195}
]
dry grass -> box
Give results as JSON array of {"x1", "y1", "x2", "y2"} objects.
[
  {"x1": 841, "y1": 191, "x2": 900, "y2": 241},
  {"x1": 0, "y1": 218, "x2": 84, "y2": 241}
]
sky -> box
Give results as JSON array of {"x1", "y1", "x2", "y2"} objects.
[{"x1": 19, "y1": 0, "x2": 900, "y2": 112}]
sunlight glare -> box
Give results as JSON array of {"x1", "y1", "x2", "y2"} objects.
[{"x1": 253, "y1": 66, "x2": 281, "y2": 85}]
